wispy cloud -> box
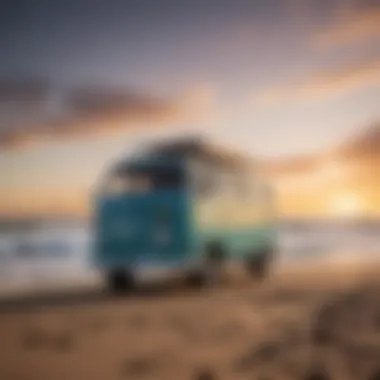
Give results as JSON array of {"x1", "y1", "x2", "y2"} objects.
[
  {"x1": 314, "y1": 5, "x2": 380, "y2": 48},
  {"x1": 262, "y1": 122, "x2": 380, "y2": 176},
  {"x1": 0, "y1": 80, "x2": 217, "y2": 150},
  {"x1": 252, "y1": 58, "x2": 380, "y2": 107},
  {"x1": 0, "y1": 77, "x2": 50, "y2": 103},
  {"x1": 334, "y1": 121, "x2": 380, "y2": 159}
]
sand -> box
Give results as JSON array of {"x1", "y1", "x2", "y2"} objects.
[{"x1": 1, "y1": 263, "x2": 380, "y2": 380}]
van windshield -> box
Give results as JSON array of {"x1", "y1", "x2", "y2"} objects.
[{"x1": 101, "y1": 163, "x2": 185, "y2": 195}]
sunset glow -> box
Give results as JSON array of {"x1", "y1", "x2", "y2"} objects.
[{"x1": 330, "y1": 193, "x2": 365, "y2": 218}]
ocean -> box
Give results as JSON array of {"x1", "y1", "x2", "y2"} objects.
[{"x1": 0, "y1": 220, "x2": 379, "y2": 294}]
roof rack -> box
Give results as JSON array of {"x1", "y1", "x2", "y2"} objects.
[{"x1": 143, "y1": 136, "x2": 250, "y2": 168}]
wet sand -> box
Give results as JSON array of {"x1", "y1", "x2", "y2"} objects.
[{"x1": 1, "y1": 263, "x2": 380, "y2": 380}]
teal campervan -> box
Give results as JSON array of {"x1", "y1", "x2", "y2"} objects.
[{"x1": 93, "y1": 137, "x2": 276, "y2": 292}]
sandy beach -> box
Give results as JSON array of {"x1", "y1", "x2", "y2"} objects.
[{"x1": 1, "y1": 262, "x2": 380, "y2": 380}]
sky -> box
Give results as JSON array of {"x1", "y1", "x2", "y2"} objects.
[{"x1": 0, "y1": 0, "x2": 380, "y2": 218}]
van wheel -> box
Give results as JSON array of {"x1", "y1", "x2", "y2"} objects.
[
  {"x1": 107, "y1": 269, "x2": 135, "y2": 294},
  {"x1": 245, "y1": 247, "x2": 274, "y2": 280},
  {"x1": 185, "y1": 270, "x2": 207, "y2": 288},
  {"x1": 186, "y1": 242, "x2": 226, "y2": 288}
]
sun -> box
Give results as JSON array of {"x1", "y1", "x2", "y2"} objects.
[{"x1": 331, "y1": 193, "x2": 364, "y2": 217}]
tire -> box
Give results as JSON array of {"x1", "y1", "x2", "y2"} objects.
[
  {"x1": 185, "y1": 270, "x2": 207, "y2": 288},
  {"x1": 186, "y1": 242, "x2": 226, "y2": 288},
  {"x1": 107, "y1": 269, "x2": 135, "y2": 295},
  {"x1": 245, "y1": 246, "x2": 274, "y2": 280}
]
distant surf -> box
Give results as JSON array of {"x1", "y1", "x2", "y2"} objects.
[{"x1": 0, "y1": 219, "x2": 379, "y2": 294}]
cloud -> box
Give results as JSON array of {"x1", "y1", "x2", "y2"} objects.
[
  {"x1": 0, "y1": 81, "x2": 217, "y2": 149},
  {"x1": 262, "y1": 122, "x2": 380, "y2": 175},
  {"x1": 0, "y1": 77, "x2": 50, "y2": 103},
  {"x1": 314, "y1": 6, "x2": 380, "y2": 48},
  {"x1": 334, "y1": 122, "x2": 380, "y2": 159},
  {"x1": 66, "y1": 86, "x2": 175, "y2": 119},
  {"x1": 261, "y1": 122, "x2": 380, "y2": 194},
  {"x1": 252, "y1": 58, "x2": 380, "y2": 107}
]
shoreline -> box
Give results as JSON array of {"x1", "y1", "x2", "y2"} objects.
[{"x1": 1, "y1": 256, "x2": 379, "y2": 301}]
